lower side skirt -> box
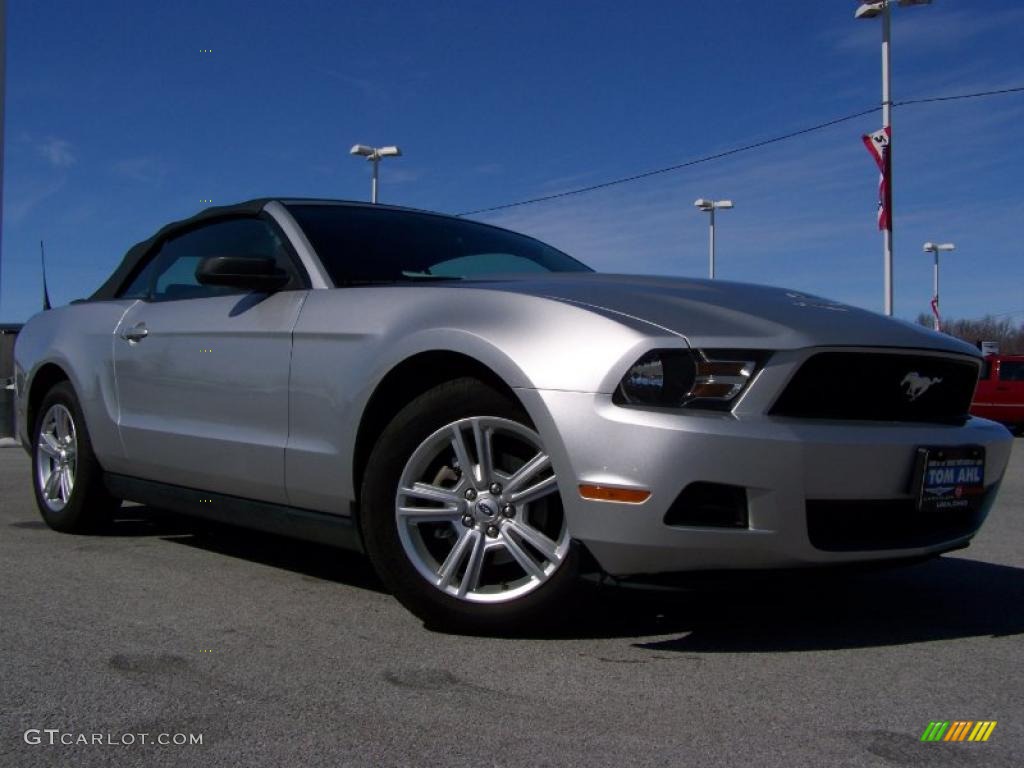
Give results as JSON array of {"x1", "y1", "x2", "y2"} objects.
[{"x1": 104, "y1": 473, "x2": 364, "y2": 553}]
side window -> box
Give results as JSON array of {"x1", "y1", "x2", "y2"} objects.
[
  {"x1": 118, "y1": 217, "x2": 301, "y2": 301},
  {"x1": 979, "y1": 360, "x2": 991, "y2": 380},
  {"x1": 999, "y1": 361, "x2": 1024, "y2": 382}
]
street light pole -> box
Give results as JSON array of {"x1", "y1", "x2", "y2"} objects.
[
  {"x1": 371, "y1": 156, "x2": 380, "y2": 204},
  {"x1": 708, "y1": 206, "x2": 716, "y2": 279},
  {"x1": 350, "y1": 144, "x2": 402, "y2": 204},
  {"x1": 856, "y1": 0, "x2": 932, "y2": 316},
  {"x1": 694, "y1": 199, "x2": 733, "y2": 279},
  {"x1": 0, "y1": 0, "x2": 6, "y2": 311},
  {"x1": 881, "y1": 0, "x2": 894, "y2": 316},
  {"x1": 922, "y1": 241, "x2": 954, "y2": 331}
]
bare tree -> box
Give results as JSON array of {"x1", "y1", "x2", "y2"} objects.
[{"x1": 916, "y1": 314, "x2": 1024, "y2": 354}]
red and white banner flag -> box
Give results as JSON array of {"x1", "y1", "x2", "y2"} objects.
[{"x1": 862, "y1": 126, "x2": 891, "y2": 231}]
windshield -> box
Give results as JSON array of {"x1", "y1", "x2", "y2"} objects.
[{"x1": 285, "y1": 203, "x2": 592, "y2": 284}]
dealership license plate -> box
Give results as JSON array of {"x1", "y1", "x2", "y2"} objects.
[{"x1": 913, "y1": 446, "x2": 985, "y2": 512}]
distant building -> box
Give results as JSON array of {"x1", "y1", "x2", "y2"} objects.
[{"x1": 1, "y1": 324, "x2": 22, "y2": 438}]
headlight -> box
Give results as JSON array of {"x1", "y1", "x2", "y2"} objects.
[{"x1": 614, "y1": 349, "x2": 768, "y2": 410}]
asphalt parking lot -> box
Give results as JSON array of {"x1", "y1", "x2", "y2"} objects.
[{"x1": 2, "y1": 441, "x2": 1022, "y2": 767}]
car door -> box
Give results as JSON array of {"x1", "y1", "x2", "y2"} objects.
[{"x1": 112, "y1": 215, "x2": 308, "y2": 503}]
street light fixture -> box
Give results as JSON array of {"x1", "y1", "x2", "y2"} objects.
[
  {"x1": 350, "y1": 144, "x2": 402, "y2": 204},
  {"x1": 855, "y1": 0, "x2": 933, "y2": 316},
  {"x1": 694, "y1": 199, "x2": 733, "y2": 279},
  {"x1": 922, "y1": 241, "x2": 955, "y2": 331}
]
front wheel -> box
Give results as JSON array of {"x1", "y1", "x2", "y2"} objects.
[{"x1": 360, "y1": 378, "x2": 580, "y2": 633}]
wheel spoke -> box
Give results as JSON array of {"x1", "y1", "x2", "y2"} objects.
[
  {"x1": 436, "y1": 530, "x2": 476, "y2": 588},
  {"x1": 472, "y1": 419, "x2": 494, "y2": 485},
  {"x1": 43, "y1": 468, "x2": 61, "y2": 499},
  {"x1": 59, "y1": 467, "x2": 72, "y2": 501},
  {"x1": 507, "y1": 520, "x2": 560, "y2": 563},
  {"x1": 508, "y1": 474, "x2": 559, "y2": 506},
  {"x1": 397, "y1": 506, "x2": 461, "y2": 523},
  {"x1": 450, "y1": 426, "x2": 474, "y2": 485},
  {"x1": 400, "y1": 482, "x2": 462, "y2": 507},
  {"x1": 457, "y1": 531, "x2": 487, "y2": 597},
  {"x1": 500, "y1": 528, "x2": 546, "y2": 580},
  {"x1": 39, "y1": 433, "x2": 60, "y2": 458},
  {"x1": 504, "y1": 452, "x2": 551, "y2": 495}
]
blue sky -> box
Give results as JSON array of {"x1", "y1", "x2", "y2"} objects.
[{"x1": 2, "y1": 0, "x2": 1022, "y2": 324}]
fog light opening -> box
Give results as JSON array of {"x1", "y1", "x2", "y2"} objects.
[{"x1": 664, "y1": 482, "x2": 749, "y2": 528}]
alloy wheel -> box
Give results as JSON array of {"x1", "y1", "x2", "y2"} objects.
[{"x1": 395, "y1": 416, "x2": 570, "y2": 603}]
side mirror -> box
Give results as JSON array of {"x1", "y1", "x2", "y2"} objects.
[{"x1": 195, "y1": 256, "x2": 289, "y2": 291}]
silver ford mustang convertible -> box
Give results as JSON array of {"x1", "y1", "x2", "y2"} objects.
[{"x1": 14, "y1": 198, "x2": 1013, "y2": 631}]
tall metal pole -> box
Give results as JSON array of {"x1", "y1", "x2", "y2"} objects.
[
  {"x1": 370, "y1": 156, "x2": 379, "y2": 204},
  {"x1": 881, "y1": 0, "x2": 894, "y2": 316},
  {"x1": 0, "y1": 0, "x2": 7, "y2": 313},
  {"x1": 708, "y1": 207, "x2": 716, "y2": 279},
  {"x1": 932, "y1": 248, "x2": 940, "y2": 331}
]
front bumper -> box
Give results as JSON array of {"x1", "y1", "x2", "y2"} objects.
[{"x1": 518, "y1": 389, "x2": 1013, "y2": 577}]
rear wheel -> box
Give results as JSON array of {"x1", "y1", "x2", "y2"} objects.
[
  {"x1": 360, "y1": 378, "x2": 579, "y2": 633},
  {"x1": 31, "y1": 381, "x2": 120, "y2": 532}
]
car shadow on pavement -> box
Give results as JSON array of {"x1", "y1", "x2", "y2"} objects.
[
  {"x1": 559, "y1": 556, "x2": 1024, "y2": 651},
  {"x1": 8, "y1": 506, "x2": 200, "y2": 537},
  {"x1": 58, "y1": 507, "x2": 1024, "y2": 649},
  {"x1": 106, "y1": 505, "x2": 387, "y2": 593}
]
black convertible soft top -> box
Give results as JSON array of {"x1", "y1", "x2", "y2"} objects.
[
  {"x1": 87, "y1": 197, "x2": 506, "y2": 301},
  {"x1": 89, "y1": 198, "x2": 273, "y2": 300}
]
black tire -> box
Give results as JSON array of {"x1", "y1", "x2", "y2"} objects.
[
  {"x1": 360, "y1": 377, "x2": 581, "y2": 634},
  {"x1": 31, "y1": 381, "x2": 121, "y2": 533}
]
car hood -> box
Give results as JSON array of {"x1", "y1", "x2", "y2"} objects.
[{"x1": 461, "y1": 273, "x2": 978, "y2": 354}]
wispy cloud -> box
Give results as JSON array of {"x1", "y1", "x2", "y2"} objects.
[
  {"x1": 38, "y1": 138, "x2": 75, "y2": 168},
  {"x1": 6, "y1": 176, "x2": 67, "y2": 224},
  {"x1": 314, "y1": 67, "x2": 376, "y2": 97},
  {"x1": 383, "y1": 167, "x2": 422, "y2": 185},
  {"x1": 113, "y1": 156, "x2": 169, "y2": 184},
  {"x1": 536, "y1": 169, "x2": 604, "y2": 193}
]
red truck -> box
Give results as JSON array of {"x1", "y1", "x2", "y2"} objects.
[{"x1": 971, "y1": 354, "x2": 1024, "y2": 434}]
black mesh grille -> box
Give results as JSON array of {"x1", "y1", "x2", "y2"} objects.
[
  {"x1": 806, "y1": 495, "x2": 988, "y2": 551},
  {"x1": 770, "y1": 352, "x2": 978, "y2": 424}
]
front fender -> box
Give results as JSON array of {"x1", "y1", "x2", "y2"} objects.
[{"x1": 284, "y1": 286, "x2": 674, "y2": 513}]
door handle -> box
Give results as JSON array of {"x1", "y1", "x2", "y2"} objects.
[{"x1": 121, "y1": 323, "x2": 149, "y2": 342}]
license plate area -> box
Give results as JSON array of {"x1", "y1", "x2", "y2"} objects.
[{"x1": 912, "y1": 445, "x2": 985, "y2": 513}]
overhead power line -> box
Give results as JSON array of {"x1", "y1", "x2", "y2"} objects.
[
  {"x1": 456, "y1": 84, "x2": 1024, "y2": 217},
  {"x1": 894, "y1": 84, "x2": 1024, "y2": 106},
  {"x1": 457, "y1": 108, "x2": 881, "y2": 216}
]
